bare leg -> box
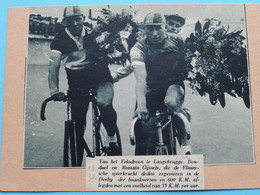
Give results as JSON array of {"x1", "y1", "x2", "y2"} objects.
[
  {"x1": 95, "y1": 82, "x2": 121, "y2": 155},
  {"x1": 164, "y1": 84, "x2": 184, "y2": 112},
  {"x1": 96, "y1": 82, "x2": 118, "y2": 137},
  {"x1": 164, "y1": 84, "x2": 191, "y2": 147}
]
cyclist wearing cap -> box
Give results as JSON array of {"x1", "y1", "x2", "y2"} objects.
[
  {"x1": 112, "y1": 14, "x2": 186, "y2": 82},
  {"x1": 48, "y1": 6, "x2": 121, "y2": 166},
  {"x1": 131, "y1": 12, "x2": 191, "y2": 155}
]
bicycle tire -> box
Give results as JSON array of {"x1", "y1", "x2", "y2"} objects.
[
  {"x1": 168, "y1": 118, "x2": 177, "y2": 155},
  {"x1": 161, "y1": 115, "x2": 178, "y2": 155},
  {"x1": 63, "y1": 120, "x2": 78, "y2": 167},
  {"x1": 95, "y1": 117, "x2": 122, "y2": 156}
]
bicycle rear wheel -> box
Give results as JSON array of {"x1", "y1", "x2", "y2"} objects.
[{"x1": 95, "y1": 118, "x2": 122, "y2": 156}]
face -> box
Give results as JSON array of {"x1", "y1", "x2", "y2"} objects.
[
  {"x1": 166, "y1": 19, "x2": 182, "y2": 34},
  {"x1": 145, "y1": 25, "x2": 165, "y2": 45},
  {"x1": 65, "y1": 15, "x2": 85, "y2": 36}
]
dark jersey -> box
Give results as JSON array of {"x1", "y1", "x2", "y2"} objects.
[
  {"x1": 130, "y1": 36, "x2": 185, "y2": 90},
  {"x1": 50, "y1": 28, "x2": 98, "y2": 70},
  {"x1": 50, "y1": 28, "x2": 112, "y2": 89}
]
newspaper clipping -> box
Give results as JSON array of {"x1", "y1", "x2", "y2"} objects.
[{"x1": 86, "y1": 155, "x2": 204, "y2": 191}]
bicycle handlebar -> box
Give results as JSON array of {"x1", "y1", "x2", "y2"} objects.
[
  {"x1": 40, "y1": 97, "x2": 55, "y2": 121},
  {"x1": 151, "y1": 111, "x2": 173, "y2": 117},
  {"x1": 40, "y1": 91, "x2": 94, "y2": 121},
  {"x1": 40, "y1": 96, "x2": 68, "y2": 121}
]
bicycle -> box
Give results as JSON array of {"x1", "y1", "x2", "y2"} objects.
[
  {"x1": 130, "y1": 110, "x2": 186, "y2": 155},
  {"x1": 40, "y1": 89, "x2": 122, "y2": 167}
]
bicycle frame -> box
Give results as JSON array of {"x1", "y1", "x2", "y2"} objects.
[
  {"x1": 40, "y1": 89, "x2": 122, "y2": 167},
  {"x1": 64, "y1": 100, "x2": 77, "y2": 166},
  {"x1": 89, "y1": 90, "x2": 100, "y2": 157},
  {"x1": 40, "y1": 91, "x2": 100, "y2": 167},
  {"x1": 155, "y1": 111, "x2": 177, "y2": 155},
  {"x1": 130, "y1": 110, "x2": 177, "y2": 155}
]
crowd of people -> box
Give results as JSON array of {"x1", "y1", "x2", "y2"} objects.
[{"x1": 47, "y1": 6, "x2": 192, "y2": 166}]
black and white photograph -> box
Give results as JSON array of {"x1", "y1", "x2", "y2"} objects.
[{"x1": 23, "y1": 4, "x2": 254, "y2": 168}]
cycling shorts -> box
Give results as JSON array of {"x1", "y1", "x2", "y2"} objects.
[
  {"x1": 146, "y1": 80, "x2": 185, "y2": 113},
  {"x1": 65, "y1": 65, "x2": 113, "y2": 93}
]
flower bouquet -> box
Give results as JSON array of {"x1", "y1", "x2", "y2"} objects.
[
  {"x1": 184, "y1": 19, "x2": 250, "y2": 108},
  {"x1": 85, "y1": 7, "x2": 140, "y2": 66}
]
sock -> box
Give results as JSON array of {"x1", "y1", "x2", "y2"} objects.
[{"x1": 106, "y1": 134, "x2": 117, "y2": 143}]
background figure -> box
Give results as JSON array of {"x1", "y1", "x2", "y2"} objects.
[
  {"x1": 112, "y1": 14, "x2": 186, "y2": 82},
  {"x1": 165, "y1": 14, "x2": 185, "y2": 34},
  {"x1": 48, "y1": 6, "x2": 121, "y2": 166},
  {"x1": 165, "y1": 14, "x2": 186, "y2": 49},
  {"x1": 131, "y1": 12, "x2": 191, "y2": 155},
  {"x1": 164, "y1": 14, "x2": 192, "y2": 154}
]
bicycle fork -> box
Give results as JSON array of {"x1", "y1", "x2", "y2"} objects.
[
  {"x1": 91, "y1": 92, "x2": 102, "y2": 157},
  {"x1": 155, "y1": 112, "x2": 177, "y2": 155},
  {"x1": 155, "y1": 112, "x2": 169, "y2": 155},
  {"x1": 92, "y1": 100, "x2": 97, "y2": 157},
  {"x1": 64, "y1": 101, "x2": 78, "y2": 167}
]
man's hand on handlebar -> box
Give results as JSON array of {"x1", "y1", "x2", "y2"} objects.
[
  {"x1": 136, "y1": 106, "x2": 149, "y2": 121},
  {"x1": 51, "y1": 92, "x2": 66, "y2": 102}
]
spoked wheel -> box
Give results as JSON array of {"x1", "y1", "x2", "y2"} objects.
[{"x1": 95, "y1": 118, "x2": 122, "y2": 156}]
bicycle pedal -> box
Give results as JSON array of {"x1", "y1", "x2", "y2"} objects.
[
  {"x1": 107, "y1": 142, "x2": 121, "y2": 156},
  {"x1": 102, "y1": 147, "x2": 108, "y2": 153}
]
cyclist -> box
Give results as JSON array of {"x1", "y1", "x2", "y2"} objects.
[
  {"x1": 130, "y1": 12, "x2": 191, "y2": 155},
  {"x1": 112, "y1": 14, "x2": 186, "y2": 82},
  {"x1": 48, "y1": 6, "x2": 121, "y2": 166}
]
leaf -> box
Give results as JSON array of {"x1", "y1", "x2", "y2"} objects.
[
  {"x1": 196, "y1": 87, "x2": 204, "y2": 96},
  {"x1": 209, "y1": 93, "x2": 217, "y2": 105},
  {"x1": 227, "y1": 91, "x2": 237, "y2": 98},
  {"x1": 88, "y1": 9, "x2": 92, "y2": 19},
  {"x1": 195, "y1": 21, "x2": 202, "y2": 36},
  {"x1": 243, "y1": 84, "x2": 250, "y2": 109},
  {"x1": 218, "y1": 93, "x2": 226, "y2": 108},
  {"x1": 190, "y1": 33, "x2": 195, "y2": 40},
  {"x1": 202, "y1": 20, "x2": 210, "y2": 34},
  {"x1": 101, "y1": 8, "x2": 112, "y2": 15},
  {"x1": 234, "y1": 85, "x2": 243, "y2": 97}
]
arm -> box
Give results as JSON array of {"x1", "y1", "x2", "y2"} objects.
[
  {"x1": 133, "y1": 61, "x2": 149, "y2": 121},
  {"x1": 112, "y1": 60, "x2": 134, "y2": 82},
  {"x1": 48, "y1": 51, "x2": 65, "y2": 100}
]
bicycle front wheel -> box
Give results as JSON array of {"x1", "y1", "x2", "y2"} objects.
[
  {"x1": 64, "y1": 120, "x2": 77, "y2": 167},
  {"x1": 162, "y1": 115, "x2": 177, "y2": 155}
]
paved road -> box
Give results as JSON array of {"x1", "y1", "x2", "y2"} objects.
[{"x1": 24, "y1": 64, "x2": 255, "y2": 167}]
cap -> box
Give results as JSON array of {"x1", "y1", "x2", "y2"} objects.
[
  {"x1": 144, "y1": 12, "x2": 165, "y2": 26},
  {"x1": 63, "y1": 6, "x2": 83, "y2": 18},
  {"x1": 164, "y1": 14, "x2": 186, "y2": 26}
]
